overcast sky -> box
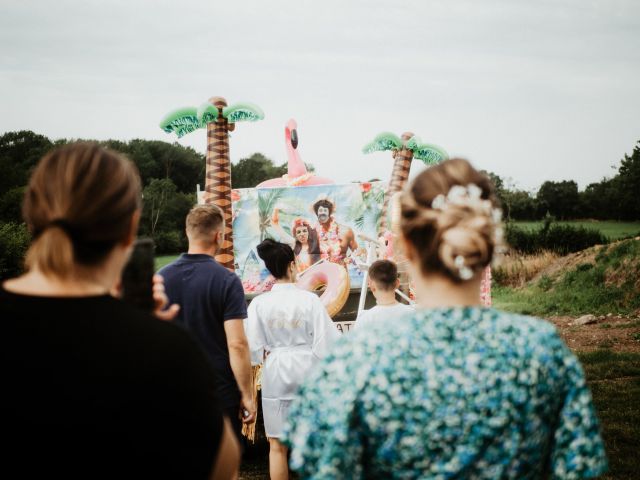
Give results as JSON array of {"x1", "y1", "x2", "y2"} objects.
[{"x1": 1, "y1": 0, "x2": 638, "y2": 191}]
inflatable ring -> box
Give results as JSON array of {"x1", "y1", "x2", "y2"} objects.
[{"x1": 296, "y1": 260, "x2": 350, "y2": 317}]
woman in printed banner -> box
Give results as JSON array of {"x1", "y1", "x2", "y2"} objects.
[
  {"x1": 282, "y1": 158, "x2": 607, "y2": 479},
  {"x1": 245, "y1": 238, "x2": 339, "y2": 480},
  {"x1": 271, "y1": 208, "x2": 321, "y2": 272}
]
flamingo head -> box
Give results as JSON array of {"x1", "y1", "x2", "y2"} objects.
[{"x1": 285, "y1": 118, "x2": 299, "y2": 150}]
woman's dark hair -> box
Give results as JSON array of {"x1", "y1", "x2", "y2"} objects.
[
  {"x1": 312, "y1": 199, "x2": 334, "y2": 216},
  {"x1": 293, "y1": 227, "x2": 321, "y2": 264},
  {"x1": 257, "y1": 238, "x2": 295, "y2": 279}
]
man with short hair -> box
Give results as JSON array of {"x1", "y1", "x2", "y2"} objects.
[
  {"x1": 312, "y1": 198, "x2": 358, "y2": 265},
  {"x1": 354, "y1": 259, "x2": 413, "y2": 330},
  {"x1": 159, "y1": 204, "x2": 256, "y2": 442}
]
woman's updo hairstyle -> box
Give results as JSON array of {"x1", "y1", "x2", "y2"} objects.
[
  {"x1": 23, "y1": 142, "x2": 142, "y2": 278},
  {"x1": 257, "y1": 238, "x2": 295, "y2": 279},
  {"x1": 399, "y1": 158, "x2": 501, "y2": 283}
]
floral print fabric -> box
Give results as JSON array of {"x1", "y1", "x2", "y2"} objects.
[
  {"x1": 282, "y1": 307, "x2": 607, "y2": 479},
  {"x1": 316, "y1": 219, "x2": 344, "y2": 264}
]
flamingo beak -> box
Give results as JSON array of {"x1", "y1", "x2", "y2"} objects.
[{"x1": 291, "y1": 129, "x2": 298, "y2": 149}]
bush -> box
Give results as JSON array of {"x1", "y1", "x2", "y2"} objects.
[
  {"x1": 152, "y1": 230, "x2": 187, "y2": 255},
  {"x1": 0, "y1": 222, "x2": 31, "y2": 280},
  {"x1": 506, "y1": 222, "x2": 607, "y2": 255}
]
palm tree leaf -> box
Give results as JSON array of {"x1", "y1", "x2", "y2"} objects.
[
  {"x1": 412, "y1": 143, "x2": 449, "y2": 165},
  {"x1": 197, "y1": 102, "x2": 220, "y2": 125},
  {"x1": 159, "y1": 107, "x2": 202, "y2": 138},
  {"x1": 405, "y1": 135, "x2": 421, "y2": 151},
  {"x1": 257, "y1": 188, "x2": 284, "y2": 240},
  {"x1": 362, "y1": 132, "x2": 403, "y2": 154},
  {"x1": 223, "y1": 103, "x2": 265, "y2": 123}
]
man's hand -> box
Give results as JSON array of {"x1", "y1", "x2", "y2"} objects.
[
  {"x1": 240, "y1": 396, "x2": 256, "y2": 424},
  {"x1": 271, "y1": 207, "x2": 280, "y2": 226},
  {"x1": 224, "y1": 319, "x2": 255, "y2": 425},
  {"x1": 152, "y1": 274, "x2": 180, "y2": 321}
]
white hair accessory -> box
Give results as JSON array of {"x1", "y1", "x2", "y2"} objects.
[
  {"x1": 432, "y1": 183, "x2": 505, "y2": 278},
  {"x1": 454, "y1": 255, "x2": 474, "y2": 281},
  {"x1": 432, "y1": 183, "x2": 493, "y2": 214}
]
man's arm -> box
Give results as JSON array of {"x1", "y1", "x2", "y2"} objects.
[
  {"x1": 223, "y1": 319, "x2": 256, "y2": 423},
  {"x1": 349, "y1": 227, "x2": 359, "y2": 251},
  {"x1": 341, "y1": 226, "x2": 358, "y2": 253}
]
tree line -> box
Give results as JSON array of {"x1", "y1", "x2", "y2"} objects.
[
  {"x1": 483, "y1": 142, "x2": 640, "y2": 221},
  {"x1": 0, "y1": 130, "x2": 638, "y2": 278},
  {"x1": 0, "y1": 130, "x2": 288, "y2": 278}
]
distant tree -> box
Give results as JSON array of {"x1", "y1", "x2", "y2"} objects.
[
  {"x1": 231, "y1": 153, "x2": 287, "y2": 188},
  {"x1": 580, "y1": 178, "x2": 620, "y2": 219},
  {"x1": 141, "y1": 178, "x2": 184, "y2": 236},
  {"x1": 0, "y1": 186, "x2": 26, "y2": 224},
  {"x1": 536, "y1": 180, "x2": 580, "y2": 220},
  {"x1": 617, "y1": 141, "x2": 640, "y2": 220},
  {"x1": 0, "y1": 222, "x2": 30, "y2": 280},
  {"x1": 504, "y1": 189, "x2": 539, "y2": 220},
  {"x1": 0, "y1": 131, "x2": 52, "y2": 194},
  {"x1": 481, "y1": 170, "x2": 509, "y2": 216},
  {"x1": 97, "y1": 139, "x2": 204, "y2": 194}
]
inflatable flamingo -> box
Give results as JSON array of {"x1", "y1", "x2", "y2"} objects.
[{"x1": 257, "y1": 119, "x2": 334, "y2": 187}]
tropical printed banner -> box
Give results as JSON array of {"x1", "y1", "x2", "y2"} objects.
[{"x1": 231, "y1": 181, "x2": 387, "y2": 293}]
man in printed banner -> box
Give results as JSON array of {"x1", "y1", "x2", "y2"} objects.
[{"x1": 311, "y1": 197, "x2": 358, "y2": 266}]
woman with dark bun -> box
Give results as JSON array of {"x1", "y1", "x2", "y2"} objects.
[
  {"x1": 246, "y1": 238, "x2": 339, "y2": 480},
  {"x1": 1, "y1": 143, "x2": 239, "y2": 479},
  {"x1": 283, "y1": 159, "x2": 607, "y2": 479}
]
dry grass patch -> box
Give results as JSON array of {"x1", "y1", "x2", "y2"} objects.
[{"x1": 493, "y1": 251, "x2": 560, "y2": 287}]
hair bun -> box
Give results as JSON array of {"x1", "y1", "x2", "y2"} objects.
[
  {"x1": 398, "y1": 158, "x2": 500, "y2": 282},
  {"x1": 256, "y1": 238, "x2": 278, "y2": 261},
  {"x1": 256, "y1": 238, "x2": 295, "y2": 279},
  {"x1": 438, "y1": 219, "x2": 492, "y2": 281}
]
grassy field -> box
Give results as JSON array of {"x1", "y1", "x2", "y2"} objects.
[
  {"x1": 578, "y1": 351, "x2": 640, "y2": 480},
  {"x1": 155, "y1": 254, "x2": 179, "y2": 271},
  {"x1": 493, "y1": 238, "x2": 640, "y2": 317},
  {"x1": 512, "y1": 220, "x2": 640, "y2": 240},
  {"x1": 493, "y1": 238, "x2": 640, "y2": 479}
]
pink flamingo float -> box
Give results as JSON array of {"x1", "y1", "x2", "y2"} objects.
[{"x1": 257, "y1": 119, "x2": 334, "y2": 187}]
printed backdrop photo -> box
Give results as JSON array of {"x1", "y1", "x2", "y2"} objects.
[{"x1": 231, "y1": 181, "x2": 387, "y2": 293}]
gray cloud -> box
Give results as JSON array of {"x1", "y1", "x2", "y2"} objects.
[{"x1": 1, "y1": 0, "x2": 639, "y2": 190}]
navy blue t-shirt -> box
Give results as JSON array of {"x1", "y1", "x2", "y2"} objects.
[{"x1": 159, "y1": 254, "x2": 248, "y2": 409}]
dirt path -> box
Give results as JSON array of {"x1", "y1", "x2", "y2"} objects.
[{"x1": 548, "y1": 314, "x2": 640, "y2": 353}]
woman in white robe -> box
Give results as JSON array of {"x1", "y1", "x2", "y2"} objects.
[{"x1": 246, "y1": 239, "x2": 340, "y2": 480}]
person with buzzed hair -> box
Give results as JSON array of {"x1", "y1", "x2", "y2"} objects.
[
  {"x1": 354, "y1": 259, "x2": 413, "y2": 331},
  {"x1": 159, "y1": 204, "x2": 256, "y2": 444}
]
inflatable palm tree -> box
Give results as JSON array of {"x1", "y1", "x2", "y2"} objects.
[
  {"x1": 160, "y1": 97, "x2": 264, "y2": 270},
  {"x1": 363, "y1": 131, "x2": 448, "y2": 234}
]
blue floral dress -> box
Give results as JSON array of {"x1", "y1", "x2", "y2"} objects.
[{"x1": 282, "y1": 307, "x2": 607, "y2": 479}]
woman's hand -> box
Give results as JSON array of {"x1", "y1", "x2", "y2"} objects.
[{"x1": 152, "y1": 274, "x2": 180, "y2": 321}]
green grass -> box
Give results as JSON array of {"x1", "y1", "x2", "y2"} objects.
[
  {"x1": 513, "y1": 221, "x2": 640, "y2": 241},
  {"x1": 493, "y1": 239, "x2": 640, "y2": 316},
  {"x1": 578, "y1": 351, "x2": 640, "y2": 479},
  {"x1": 155, "y1": 254, "x2": 179, "y2": 272}
]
